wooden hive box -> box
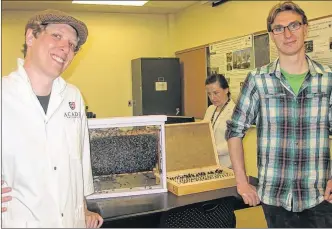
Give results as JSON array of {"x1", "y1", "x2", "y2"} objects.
[{"x1": 163, "y1": 121, "x2": 236, "y2": 196}]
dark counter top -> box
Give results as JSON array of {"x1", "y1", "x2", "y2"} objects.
[{"x1": 87, "y1": 177, "x2": 258, "y2": 222}]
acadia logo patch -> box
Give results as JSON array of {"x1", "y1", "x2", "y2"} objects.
[
  {"x1": 69, "y1": 102, "x2": 76, "y2": 110},
  {"x1": 64, "y1": 101, "x2": 81, "y2": 119}
]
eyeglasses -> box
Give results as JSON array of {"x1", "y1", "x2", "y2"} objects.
[{"x1": 271, "y1": 21, "x2": 303, "y2": 35}]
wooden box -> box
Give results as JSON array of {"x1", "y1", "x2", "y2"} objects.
[{"x1": 163, "y1": 121, "x2": 236, "y2": 196}]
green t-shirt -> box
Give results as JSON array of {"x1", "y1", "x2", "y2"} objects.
[{"x1": 281, "y1": 69, "x2": 308, "y2": 95}]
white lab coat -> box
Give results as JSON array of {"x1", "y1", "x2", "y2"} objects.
[
  {"x1": 1, "y1": 59, "x2": 94, "y2": 228},
  {"x1": 203, "y1": 100, "x2": 235, "y2": 168}
]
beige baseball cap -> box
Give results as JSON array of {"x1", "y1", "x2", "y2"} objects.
[{"x1": 25, "y1": 9, "x2": 88, "y2": 47}]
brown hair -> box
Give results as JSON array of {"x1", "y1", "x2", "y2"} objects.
[
  {"x1": 267, "y1": 1, "x2": 308, "y2": 32},
  {"x1": 205, "y1": 73, "x2": 231, "y2": 97},
  {"x1": 22, "y1": 23, "x2": 47, "y2": 57}
]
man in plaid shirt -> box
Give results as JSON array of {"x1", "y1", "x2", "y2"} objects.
[{"x1": 226, "y1": 1, "x2": 332, "y2": 227}]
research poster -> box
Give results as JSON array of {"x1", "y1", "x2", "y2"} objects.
[
  {"x1": 209, "y1": 35, "x2": 253, "y2": 101},
  {"x1": 305, "y1": 17, "x2": 332, "y2": 65}
]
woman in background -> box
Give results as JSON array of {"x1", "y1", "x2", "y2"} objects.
[{"x1": 204, "y1": 74, "x2": 235, "y2": 168}]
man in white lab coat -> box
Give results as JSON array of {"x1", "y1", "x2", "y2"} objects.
[{"x1": 1, "y1": 9, "x2": 103, "y2": 228}]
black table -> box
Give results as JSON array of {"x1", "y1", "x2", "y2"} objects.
[{"x1": 87, "y1": 177, "x2": 257, "y2": 227}]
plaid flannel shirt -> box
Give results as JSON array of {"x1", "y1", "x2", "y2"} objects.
[{"x1": 226, "y1": 56, "x2": 332, "y2": 212}]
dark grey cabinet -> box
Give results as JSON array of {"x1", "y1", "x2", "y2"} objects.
[{"x1": 131, "y1": 58, "x2": 182, "y2": 116}]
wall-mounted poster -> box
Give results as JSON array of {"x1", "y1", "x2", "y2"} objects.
[{"x1": 209, "y1": 35, "x2": 253, "y2": 101}]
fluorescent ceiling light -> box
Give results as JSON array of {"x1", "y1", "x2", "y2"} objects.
[{"x1": 72, "y1": 1, "x2": 148, "y2": 6}]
